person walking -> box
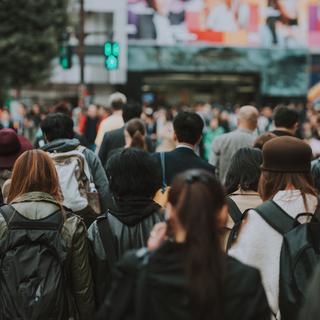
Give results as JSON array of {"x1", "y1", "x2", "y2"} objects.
[
  {"x1": 40, "y1": 113, "x2": 109, "y2": 226},
  {"x1": 0, "y1": 150, "x2": 94, "y2": 319},
  {"x1": 210, "y1": 105, "x2": 259, "y2": 183},
  {"x1": 223, "y1": 147, "x2": 263, "y2": 250},
  {"x1": 97, "y1": 169, "x2": 270, "y2": 320},
  {"x1": 88, "y1": 148, "x2": 164, "y2": 307},
  {"x1": 229, "y1": 137, "x2": 318, "y2": 319},
  {"x1": 0, "y1": 128, "x2": 33, "y2": 203},
  {"x1": 271, "y1": 106, "x2": 299, "y2": 137},
  {"x1": 154, "y1": 111, "x2": 215, "y2": 186},
  {"x1": 95, "y1": 92, "x2": 127, "y2": 150}
]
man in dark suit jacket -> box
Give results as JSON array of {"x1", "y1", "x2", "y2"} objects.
[
  {"x1": 154, "y1": 111, "x2": 215, "y2": 186},
  {"x1": 98, "y1": 103, "x2": 155, "y2": 168}
]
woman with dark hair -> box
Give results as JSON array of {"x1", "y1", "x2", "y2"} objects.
[
  {"x1": 229, "y1": 137, "x2": 318, "y2": 319},
  {"x1": 0, "y1": 150, "x2": 94, "y2": 319},
  {"x1": 124, "y1": 118, "x2": 147, "y2": 150},
  {"x1": 223, "y1": 147, "x2": 263, "y2": 249},
  {"x1": 96, "y1": 169, "x2": 270, "y2": 320},
  {"x1": 88, "y1": 148, "x2": 164, "y2": 307}
]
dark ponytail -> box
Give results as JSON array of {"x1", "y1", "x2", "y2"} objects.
[
  {"x1": 168, "y1": 170, "x2": 226, "y2": 320},
  {"x1": 125, "y1": 118, "x2": 147, "y2": 150}
]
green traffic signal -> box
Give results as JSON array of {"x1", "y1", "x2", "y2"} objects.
[
  {"x1": 104, "y1": 42, "x2": 112, "y2": 56},
  {"x1": 112, "y1": 42, "x2": 120, "y2": 57},
  {"x1": 104, "y1": 41, "x2": 119, "y2": 70},
  {"x1": 106, "y1": 55, "x2": 118, "y2": 70},
  {"x1": 59, "y1": 45, "x2": 72, "y2": 70}
]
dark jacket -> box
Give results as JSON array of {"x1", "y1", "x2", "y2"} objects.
[
  {"x1": 154, "y1": 147, "x2": 216, "y2": 185},
  {"x1": 98, "y1": 127, "x2": 155, "y2": 169},
  {"x1": 0, "y1": 192, "x2": 95, "y2": 320},
  {"x1": 97, "y1": 241, "x2": 270, "y2": 320},
  {"x1": 299, "y1": 263, "x2": 320, "y2": 320},
  {"x1": 88, "y1": 198, "x2": 164, "y2": 307},
  {"x1": 41, "y1": 138, "x2": 109, "y2": 213}
]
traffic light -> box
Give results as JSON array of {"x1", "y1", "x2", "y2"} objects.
[
  {"x1": 104, "y1": 41, "x2": 119, "y2": 70},
  {"x1": 59, "y1": 45, "x2": 72, "y2": 70}
]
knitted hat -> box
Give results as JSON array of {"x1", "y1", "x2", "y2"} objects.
[
  {"x1": 0, "y1": 129, "x2": 33, "y2": 169},
  {"x1": 261, "y1": 136, "x2": 312, "y2": 173}
]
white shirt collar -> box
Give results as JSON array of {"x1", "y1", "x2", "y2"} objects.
[{"x1": 176, "y1": 144, "x2": 194, "y2": 151}]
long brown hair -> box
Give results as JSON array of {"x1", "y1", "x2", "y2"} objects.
[
  {"x1": 258, "y1": 171, "x2": 317, "y2": 211},
  {"x1": 168, "y1": 169, "x2": 226, "y2": 320},
  {"x1": 8, "y1": 150, "x2": 62, "y2": 203}
]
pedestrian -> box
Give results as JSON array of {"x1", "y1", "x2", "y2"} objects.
[
  {"x1": 210, "y1": 105, "x2": 259, "y2": 183},
  {"x1": 0, "y1": 108, "x2": 14, "y2": 129},
  {"x1": 79, "y1": 104, "x2": 101, "y2": 151},
  {"x1": 88, "y1": 148, "x2": 164, "y2": 307},
  {"x1": 154, "y1": 111, "x2": 215, "y2": 187},
  {"x1": 40, "y1": 113, "x2": 109, "y2": 227},
  {"x1": 97, "y1": 169, "x2": 270, "y2": 320},
  {"x1": 203, "y1": 116, "x2": 225, "y2": 161},
  {"x1": 98, "y1": 103, "x2": 155, "y2": 168},
  {"x1": 229, "y1": 137, "x2": 318, "y2": 319},
  {"x1": 271, "y1": 106, "x2": 299, "y2": 137},
  {"x1": 224, "y1": 147, "x2": 263, "y2": 250},
  {"x1": 0, "y1": 128, "x2": 33, "y2": 203},
  {"x1": 95, "y1": 92, "x2": 127, "y2": 150},
  {"x1": 0, "y1": 150, "x2": 94, "y2": 319},
  {"x1": 124, "y1": 118, "x2": 147, "y2": 150}
]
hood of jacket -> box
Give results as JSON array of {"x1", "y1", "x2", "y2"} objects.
[
  {"x1": 109, "y1": 197, "x2": 161, "y2": 226},
  {"x1": 41, "y1": 138, "x2": 80, "y2": 153}
]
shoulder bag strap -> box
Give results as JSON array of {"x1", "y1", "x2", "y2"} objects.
[
  {"x1": 255, "y1": 200, "x2": 295, "y2": 235},
  {"x1": 97, "y1": 214, "x2": 117, "y2": 269},
  {"x1": 160, "y1": 152, "x2": 167, "y2": 193},
  {"x1": 0, "y1": 204, "x2": 15, "y2": 225},
  {"x1": 227, "y1": 197, "x2": 242, "y2": 223}
]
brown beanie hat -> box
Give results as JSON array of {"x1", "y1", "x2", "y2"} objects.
[{"x1": 261, "y1": 136, "x2": 312, "y2": 173}]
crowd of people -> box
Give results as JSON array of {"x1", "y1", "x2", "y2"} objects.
[{"x1": 0, "y1": 92, "x2": 320, "y2": 320}]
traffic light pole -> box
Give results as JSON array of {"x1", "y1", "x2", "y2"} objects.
[{"x1": 78, "y1": 0, "x2": 85, "y2": 107}]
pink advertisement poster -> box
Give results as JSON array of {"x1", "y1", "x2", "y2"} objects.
[{"x1": 128, "y1": 0, "x2": 320, "y2": 48}]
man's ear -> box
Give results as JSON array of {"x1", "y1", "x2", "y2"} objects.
[
  {"x1": 173, "y1": 132, "x2": 178, "y2": 142},
  {"x1": 291, "y1": 122, "x2": 299, "y2": 134}
]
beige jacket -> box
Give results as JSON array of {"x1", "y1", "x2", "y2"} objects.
[{"x1": 223, "y1": 190, "x2": 262, "y2": 250}]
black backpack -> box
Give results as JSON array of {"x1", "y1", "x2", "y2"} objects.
[
  {"x1": 255, "y1": 200, "x2": 320, "y2": 320},
  {"x1": 0, "y1": 205, "x2": 73, "y2": 320}
]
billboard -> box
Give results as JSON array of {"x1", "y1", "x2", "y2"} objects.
[{"x1": 128, "y1": 0, "x2": 320, "y2": 48}]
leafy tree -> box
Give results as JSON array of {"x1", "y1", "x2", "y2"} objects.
[{"x1": 0, "y1": 0, "x2": 68, "y2": 89}]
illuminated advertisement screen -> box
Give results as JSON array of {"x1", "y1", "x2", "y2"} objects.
[{"x1": 128, "y1": 0, "x2": 320, "y2": 48}]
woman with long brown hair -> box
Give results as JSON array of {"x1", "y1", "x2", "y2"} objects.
[
  {"x1": 0, "y1": 150, "x2": 94, "y2": 320},
  {"x1": 96, "y1": 169, "x2": 270, "y2": 320},
  {"x1": 229, "y1": 137, "x2": 318, "y2": 319}
]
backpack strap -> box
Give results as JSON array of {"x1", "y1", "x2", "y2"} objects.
[
  {"x1": 160, "y1": 152, "x2": 167, "y2": 193},
  {"x1": 227, "y1": 197, "x2": 242, "y2": 223},
  {"x1": 255, "y1": 200, "x2": 295, "y2": 235},
  {"x1": 0, "y1": 204, "x2": 15, "y2": 225},
  {"x1": 97, "y1": 213, "x2": 117, "y2": 269}
]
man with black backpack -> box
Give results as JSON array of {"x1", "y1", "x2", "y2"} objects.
[
  {"x1": 229, "y1": 137, "x2": 320, "y2": 320},
  {"x1": 41, "y1": 113, "x2": 109, "y2": 227}
]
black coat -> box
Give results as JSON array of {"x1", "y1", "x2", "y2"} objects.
[
  {"x1": 98, "y1": 127, "x2": 155, "y2": 169},
  {"x1": 154, "y1": 147, "x2": 216, "y2": 185},
  {"x1": 97, "y1": 241, "x2": 270, "y2": 320},
  {"x1": 88, "y1": 198, "x2": 164, "y2": 307}
]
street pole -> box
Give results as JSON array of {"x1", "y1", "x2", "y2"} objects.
[{"x1": 78, "y1": 0, "x2": 85, "y2": 107}]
